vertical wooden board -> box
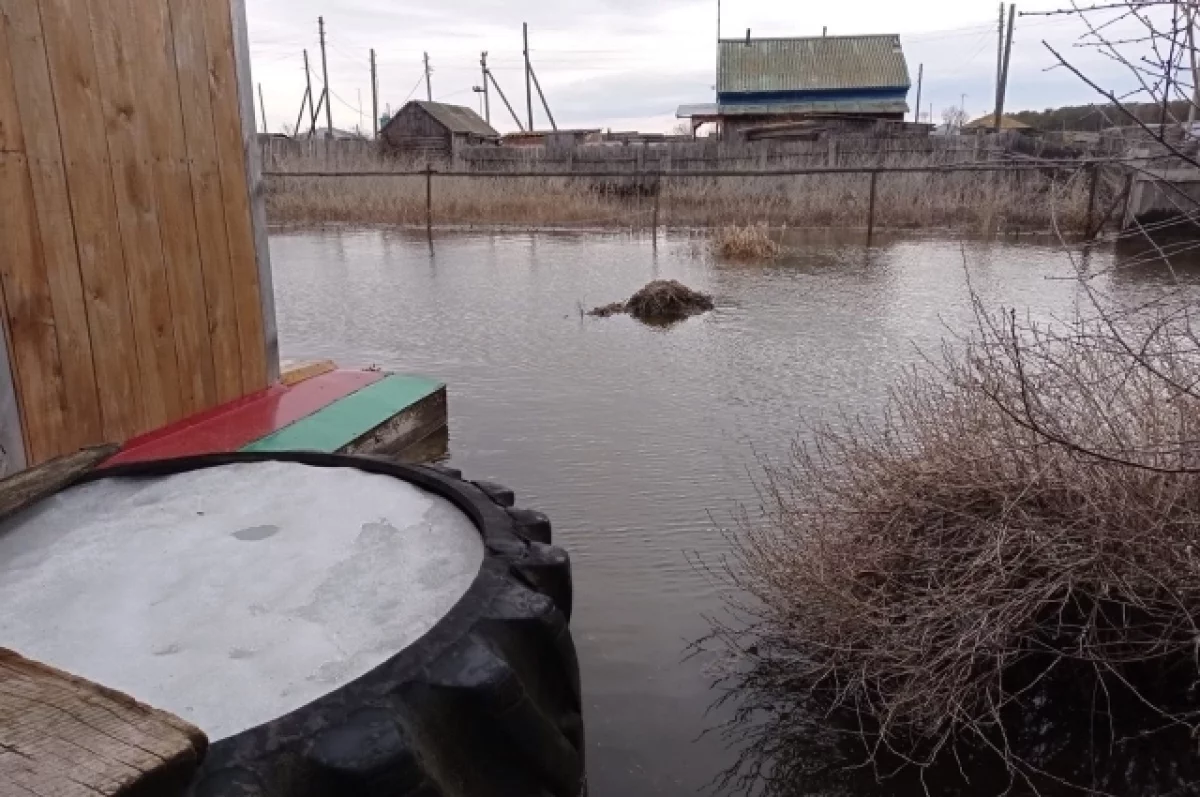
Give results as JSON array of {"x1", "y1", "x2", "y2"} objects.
[
  {"x1": 0, "y1": 2, "x2": 103, "y2": 457},
  {"x1": 139, "y1": 0, "x2": 217, "y2": 418},
  {"x1": 85, "y1": 0, "x2": 182, "y2": 432},
  {"x1": 203, "y1": 0, "x2": 267, "y2": 393},
  {"x1": 168, "y1": 0, "x2": 243, "y2": 404},
  {"x1": 0, "y1": 23, "x2": 22, "y2": 154},
  {"x1": 228, "y1": 0, "x2": 279, "y2": 385},
  {"x1": 36, "y1": 0, "x2": 145, "y2": 443},
  {"x1": 0, "y1": 24, "x2": 30, "y2": 473},
  {"x1": 0, "y1": 155, "x2": 67, "y2": 464}
]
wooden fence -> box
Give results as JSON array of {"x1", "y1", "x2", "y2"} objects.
[
  {"x1": 0, "y1": 0, "x2": 276, "y2": 472},
  {"x1": 261, "y1": 135, "x2": 995, "y2": 175}
]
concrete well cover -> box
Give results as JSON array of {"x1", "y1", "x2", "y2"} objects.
[{"x1": 0, "y1": 460, "x2": 485, "y2": 740}]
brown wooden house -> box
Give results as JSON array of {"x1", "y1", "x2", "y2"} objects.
[{"x1": 380, "y1": 100, "x2": 499, "y2": 158}]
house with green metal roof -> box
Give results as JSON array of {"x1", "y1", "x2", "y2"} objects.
[{"x1": 677, "y1": 33, "x2": 912, "y2": 139}]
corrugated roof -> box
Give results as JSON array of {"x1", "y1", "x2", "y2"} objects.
[
  {"x1": 409, "y1": 100, "x2": 499, "y2": 137},
  {"x1": 676, "y1": 99, "x2": 908, "y2": 118},
  {"x1": 718, "y1": 35, "x2": 910, "y2": 95}
]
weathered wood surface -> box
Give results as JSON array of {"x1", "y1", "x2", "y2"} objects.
[
  {"x1": 0, "y1": 0, "x2": 276, "y2": 469},
  {"x1": 0, "y1": 648, "x2": 206, "y2": 797},
  {"x1": 0, "y1": 444, "x2": 116, "y2": 522}
]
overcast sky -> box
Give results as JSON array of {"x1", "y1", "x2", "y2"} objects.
[{"x1": 245, "y1": 0, "x2": 1163, "y2": 135}]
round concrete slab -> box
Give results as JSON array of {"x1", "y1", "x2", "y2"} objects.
[{"x1": 0, "y1": 461, "x2": 485, "y2": 741}]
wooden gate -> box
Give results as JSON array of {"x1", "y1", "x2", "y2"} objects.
[{"x1": 0, "y1": 0, "x2": 277, "y2": 473}]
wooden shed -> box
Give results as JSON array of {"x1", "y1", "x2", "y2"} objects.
[{"x1": 381, "y1": 100, "x2": 499, "y2": 159}]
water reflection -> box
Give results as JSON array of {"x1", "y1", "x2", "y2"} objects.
[{"x1": 269, "y1": 226, "x2": 1200, "y2": 797}]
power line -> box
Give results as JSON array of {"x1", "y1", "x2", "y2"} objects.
[{"x1": 403, "y1": 73, "x2": 425, "y2": 102}]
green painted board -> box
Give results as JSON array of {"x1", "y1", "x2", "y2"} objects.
[{"x1": 242, "y1": 375, "x2": 443, "y2": 453}]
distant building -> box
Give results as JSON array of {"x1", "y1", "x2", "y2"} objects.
[
  {"x1": 310, "y1": 127, "x2": 367, "y2": 141},
  {"x1": 963, "y1": 113, "x2": 1034, "y2": 132},
  {"x1": 677, "y1": 33, "x2": 912, "y2": 140},
  {"x1": 502, "y1": 129, "x2": 602, "y2": 148},
  {"x1": 380, "y1": 100, "x2": 499, "y2": 158}
]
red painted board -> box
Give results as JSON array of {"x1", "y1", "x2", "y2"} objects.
[{"x1": 106, "y1": 370, "x2": 386, "y2": 466}]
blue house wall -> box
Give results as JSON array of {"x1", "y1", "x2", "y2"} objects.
[{"x1": 717, "y1": 86, "x2": 909, "y2": 107}]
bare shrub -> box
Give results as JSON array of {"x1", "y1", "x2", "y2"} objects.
[
  {"x1": 712, "y1": 223, "x2": 780, "y2": 260},
  {"x1": 705, "y1": 291, "x2": 1200, "y2": 795}
]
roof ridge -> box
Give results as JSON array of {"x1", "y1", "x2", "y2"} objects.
[{"x1": 719, "y1": 33, "x2": 900, "y2": 43}]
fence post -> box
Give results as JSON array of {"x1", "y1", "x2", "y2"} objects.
[
  {"x1": 425, "y1": 165, "x2": 433, "y2": 239},
  {"x1": 652, "y1": 173, "x2": 662, "y2": 248},
  {"x1": 1085, "y1": 162, "x2": 1100, "y2": 238},
  {"x1": 867, "y1": 170, "x2": 879, "y2": 243}
]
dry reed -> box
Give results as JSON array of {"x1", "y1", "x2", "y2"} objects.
[
  {"x1": 263, "y1": 149, "x2": 1094, "y2": 233},
  {"x1": 704, "y1": 292, "x2": 1200, "y2": 795},
  {"x1": 712, "y1": 223, "x2": 781, "y2": 259}
]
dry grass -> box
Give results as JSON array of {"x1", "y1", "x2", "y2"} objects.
[
  {"x1": 588, "y1": 280, "x2": 714, "y2": 321},
  {"x1": 626, "y1": 280, "x2": 714, "y2": 320},
  {"x1": 704, "y1": 292, "x2": 1200, "y2": 795},
  {"x1": 263, "y1": 150, "x2": 1096, "y2": 234},
  {"x1": 712, "y1": 223, "x2": 781, "y2": 259}
]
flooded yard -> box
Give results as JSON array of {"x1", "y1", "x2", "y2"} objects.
[{"x1": 269, "y1": 227, "x2": 1198, "y2": 796}]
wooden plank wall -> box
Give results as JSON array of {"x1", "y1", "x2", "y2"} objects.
[{"x1": 0, "y1": 0, "x2": 275, "y2": 468}]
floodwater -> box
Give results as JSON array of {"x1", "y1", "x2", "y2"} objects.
[{"x1": 268, "y1": 226, "x2": 1200, "y2": 797}]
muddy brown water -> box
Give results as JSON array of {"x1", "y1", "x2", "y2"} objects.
[{"x1": 269, "y1": 226, "x2": 1200, "y2": 797}]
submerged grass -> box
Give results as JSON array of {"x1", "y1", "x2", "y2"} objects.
[
  {"x1": 264, "y1": 151, "x2": 1095, "y2": 234},
  {"x1": 712, "y1": 224, "x2": 781, "y2": 259}
]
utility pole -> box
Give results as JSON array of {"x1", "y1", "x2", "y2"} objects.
[
  {"x1": 995, "y1": 4, "x2": 1016, "y2": 134},
  {"x1": 258, "y1": 83, "x2": 267, "y2": 134},
  {"x1": 961, "y1": 92, "x2": 968, "y2": 130},
  {"x1": 994, "y1": 2, "x2": 1005, "y2": 130},
  {"x1": 318, "y1": 17, "x2": 332, "y2": 135},
  {"x1": 480, "y1": 52, "x2": 491, "y2": 124},
  {"x1": 292, "y1": 85, "x2": 311, "y2": 138},
  {"x1": 370, "y1": 49, "x2": 379, "y2": 138},
  {"x1": 523, "y1": 23, "x2": 534, "y2": 132},
  {"x1": 486, "y1": 68, "x2": 525, "y2": 131},
  {"x1": 303, "y1": 49, "x2": 316, "y2": 131},
  {"x1": 309, "y1": 90, "x2": 327, "y2": 137},
  {"x1": 424, "y1": 52, "x2": 432, "y2": 101},
  {"x1": 913, "y1": 63, "x2": 923, "y2": 124},
  {"x1": 529, "y1": 64, "x2": 557, "y2": 131}
]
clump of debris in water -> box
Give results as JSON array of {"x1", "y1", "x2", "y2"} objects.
[{"x1": 588, "y1": 280, "x2": 714, "y2": 323}]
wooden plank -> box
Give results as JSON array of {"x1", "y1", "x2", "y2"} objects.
[
  {"x1": 168, "y1": 0, "x2": 243, "y2": 405},
  {"x1": 0, "y1": 21, "x2": 21, "y2": 155},
  {"x1": 0, "y1": 27, "x2": 30, "y2": 475},
  {"x1": 0, "y1": 154, "x2": 63, "y2": 467},
  {"x1": 0, "y1": 2, "x2": 103, "y2": 460},
  {"x1": 136, "y1": 0, "x2": 217, "y2": 418},
  {"x1": 86, "y1": 0, "x2": 183, "y2": 432},
  {"x1": 227, "y1": 0, "x2": 279, "y2": 386},
  {"x1": 105, "y1": 370, "x2": 383, "y2": 466},
  {"x1": 36, "y1": 0, "x2": 145, "y2": 444},
  {"x1": 0, "y1": 444, "x2": 116, "y2": 522},
  {"x1": 0, "y1": 648, "x2": 206, "y2": 797},
  {"x1": 280, "y1": 359, "x2": 336, "y2": 387},
  {"x1": 244, "y1": 375, "x2": 444, "y2": 453},
  {"x1": 0, "y1": 298, "x2": 27, "y2": 479}
]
